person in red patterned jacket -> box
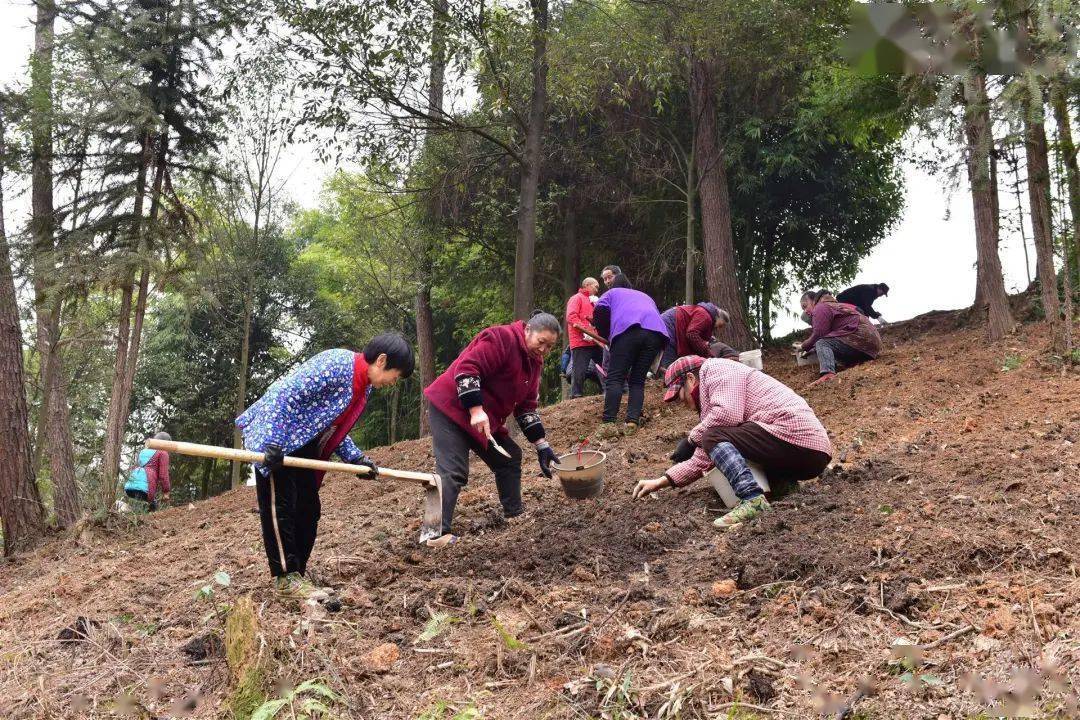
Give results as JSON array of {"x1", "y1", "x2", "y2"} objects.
[
  {"x1": 565, "y1": 277, "x2": 602, "y2": 398},
  {"x1": 423, "y1": 313, "x2": 562, "y2": 547},
  {"x1": 632, "y1": 355, "x2": 832, "y2": 529}
]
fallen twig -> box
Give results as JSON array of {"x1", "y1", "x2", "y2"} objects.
[
  {"x1": 713, "y1": 700, "x2": 791, "y2": 715},
  {"x1": 921, "y1": 624, "x2": 977, "y2": 649},
  {"x1": 525, "y1": 623, "x2": 588, "y2": 643}
]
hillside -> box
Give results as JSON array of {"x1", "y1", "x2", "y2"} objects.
[{"x1": 2, "y1": 310, "x2": 1079, "y2": 719}]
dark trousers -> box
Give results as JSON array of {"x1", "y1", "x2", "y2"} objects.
[
  {"x1": 570, "y1": 345, "x2": 604, "y2": 398},
  {"x1": 603, "y1": 326, "x2": 666, "y2": 423},
  {"x1": 429, "y1": 405, "x2": 523, "y2": 535},
  {"x1": 699, "y1": 421, "x2": 831, "y2": 495},
  {"x1": 256, "y1": 438, "x2": 321, "y2": 578},
  {"x1": 659, "y1": 342, "x2": 678, "y2": 371},
  {"x1": 814, "y1": 337, "x2": 871, "y2": 375},
  {"x1": 124, "y1": 488, "x2": 157, "y2": 512}
]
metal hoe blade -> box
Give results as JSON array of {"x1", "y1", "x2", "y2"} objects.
[
  {"x1": 487, "y1": 432, "x2": 511, "y2": 458},
  {"x1": 418, "y1": 474, "x2": 444, "y2": 544}
]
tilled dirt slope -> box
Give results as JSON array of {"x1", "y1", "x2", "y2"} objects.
[{"x1": 2, "y1": 311, "x2": 1078, "y2": 719}]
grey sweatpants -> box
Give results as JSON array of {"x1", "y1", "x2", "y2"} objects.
[
  {"x1": 428, "y1": 405, "x2": 524, "y2": 535},
  {"x1": 814, "y1": 337, "x2": 872, "y2": 375}
]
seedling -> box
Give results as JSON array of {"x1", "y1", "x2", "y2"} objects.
[
  {"x1": 251, "y1": 678, "x2": 339, "y2": 720},
  {"x1": 416, "y1": 612, "x2": 460, "y2": 643},
  {"x1": 491, "y1": 616, "x2": 528, "y2": 651},
  {"x1": 195, "y1": 570, "x2": 232, "y2": 601}
]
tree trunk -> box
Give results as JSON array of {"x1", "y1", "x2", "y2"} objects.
[
  {"x1": 560, "y1": 199, "x2": 579, "y2": 401},
  {"x1": 689, "y1": 56, "x2": 754, "y2": 348},
  {"x1": 231, "y1": 293, "x2": 253, "y2": 489},
  {"x1": 389, "y1": 384, "x2": 399, "y2": 445},
  {"x1": 100, "y1": 132, "x2": 152, "y2": 510},
  {"x1": 963, "y1": 72, "x2": 1014, "y2": 340},
  {"x1": 416, "y1": 0, "x2": 448, "y2": 437},
  {"x1": 1005, "y1": 147, "x2": 1032, "y2": 287},
  {"x1": 29, "y1": 0, "x2": 79, "y2": 527},
  {"x1": 0, "y1": 114, "x2": 45, "y2": 554},
  {"x1": 415, "y1": 287, "x2": 436, "y2": 436},
  {"x1": 685, "y1": 145, "x2": 696, "y2": 305},
  {"x1": 114, "y1": 135, "x2": 169, "y2": 458},
  {"x1": 1022, "y1": 91, "x2": 1062, "y2": 349},
  {"x1": 1051, "y1": 83, "x2": 1077, "y2": 351},
  {"x1": 512, "y1": 0, "x2": 548, "y2": 321}
]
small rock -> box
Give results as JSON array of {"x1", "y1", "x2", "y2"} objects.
[
  {"x1": 364, "y1": 643, "x2": 401, "y2": 673},
  {"x1": 571, "y1": 565, "x2": 597, "y2": 583},
  {"x1": 745, "y1": 668, "x2": 777, "y2": 702},
  {"x1": 343, "y1": 586, "x2": 375, "y2": 609},
  {"x1": 642, "y1": 521, "x2": 662, "y2": 533},
  {"x1": 179, "y1": 633, "x2": 223, "y2": 661},
  {"x1": 983, "y1": 606, "x2": 1017, "y2": 638},
  {"x1": 682, "y1": 587, "x2": 702, "y2": 606},
  {"x1": 710, "y1": 579, "x2": 737, "y2": 599}
]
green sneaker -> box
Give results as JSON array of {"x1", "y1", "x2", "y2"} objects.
[
  {"x1": 274, "y1": 572, "x2": 316, "y2": 598},
  {"x1": 594, "y1": 422, "x2": 622, "y2": 440},
  {"x1": 713, "y1": 496, "x2": 770, "y2": 529}
]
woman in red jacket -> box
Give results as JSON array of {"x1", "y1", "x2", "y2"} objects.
[
  {"x1": 565, "y1": 277, "x2": 602, "y2": 398},
  {"x1": 423, "y1": 312, "x2": 562, "y2": 546}
]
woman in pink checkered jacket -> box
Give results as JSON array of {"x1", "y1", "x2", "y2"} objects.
[{"x1": 632, "y1": 355, "x2": 832, "y2": 529}]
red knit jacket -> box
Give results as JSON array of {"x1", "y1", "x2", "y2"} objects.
[
  {"x1": 424, "y1": 321, "x2": 543, "y2": 445},
  {"x1": 675, "y1": 304, "x2": 715, "y2": 358}
]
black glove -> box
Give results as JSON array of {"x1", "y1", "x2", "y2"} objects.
[
  {"x1": 263, "y1": 443, "x2": 285, "y2": 473},
  {"x1": 669, "y1": 437, "x2": 696, "y2": 463},
  {"x1": 354, "y1": 455, "x2": 379, "y2": 478},
  {"x1": 537, "y1": 444, "x2": 559, "y2": 478}
]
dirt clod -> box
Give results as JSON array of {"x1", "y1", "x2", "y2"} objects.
[{"x1": 364, "y1": 643, "x2": 401, "y2": 673}]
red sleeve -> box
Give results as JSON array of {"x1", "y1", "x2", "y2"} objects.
[
  {"x1": 156, "y1": 451, "x2": 171, "y2": 495},
  {"x1": 685, "y1": 309, "x2": 714, "y2": 357}
]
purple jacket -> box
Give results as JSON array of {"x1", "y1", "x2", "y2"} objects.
[
  {"x1": 595, "y1": 288, "x2": 670, "y2": 342},
  {"x1": 801, "y1": 301, "x2": 882, "y2": 358}
]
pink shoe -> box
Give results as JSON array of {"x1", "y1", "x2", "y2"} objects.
[{"x1": 807, "y1": 372, "x2": 836, "y2": 389}]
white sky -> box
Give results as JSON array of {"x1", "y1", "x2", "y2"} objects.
[{"x1": 1, "y1": 0, "x2": 1038, "y2": 338}]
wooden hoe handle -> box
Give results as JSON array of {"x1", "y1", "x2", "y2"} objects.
[{"x1": 147, "y1": 439, "x2": 437, "y2": 487}]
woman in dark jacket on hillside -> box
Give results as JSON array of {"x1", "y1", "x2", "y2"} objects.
[{"x1": 593, "y1": 275, "x2": 669, "y2": 433}]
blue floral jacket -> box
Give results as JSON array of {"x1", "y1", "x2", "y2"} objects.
[{"x1": 236, "y1": 349, "x2": 370, "y2": 476}]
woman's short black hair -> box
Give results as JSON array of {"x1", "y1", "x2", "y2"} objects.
[
  {"x1": 611, "y1": 273, "x2": 634, "y2": 289},
  {"x1": 363, "y1": 332, "x2": 415, "y2": 378}
]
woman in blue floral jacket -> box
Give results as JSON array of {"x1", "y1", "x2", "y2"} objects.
[{"x1": 237, "y1": 333, "x2": 414, "y2": 588}]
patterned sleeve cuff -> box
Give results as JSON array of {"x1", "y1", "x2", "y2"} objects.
[
  {"x1": 337, "y1": 436, "x2": 362, "y2": 463},
  {"x1": 455, "y1": 374, "x2": 483, "y2": 409},
  {"x1": 665, "y1": 460, "x2": 704, "y2": 488},
  {"x1": 515, "y1": 411, "x2": 545, "y2": 443}
]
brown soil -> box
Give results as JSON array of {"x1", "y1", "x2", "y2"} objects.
[{"x1": 2, "y1": 310, "x2": 1079, "y2": 719}]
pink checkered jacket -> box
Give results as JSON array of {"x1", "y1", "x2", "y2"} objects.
[{"x1": 666, "y1": 359, "x2": 832, "y2": 487}]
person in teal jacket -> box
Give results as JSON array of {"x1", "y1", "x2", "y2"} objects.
[{"x1": 124, "y1": 432, "x2": 172, "y2": 511}]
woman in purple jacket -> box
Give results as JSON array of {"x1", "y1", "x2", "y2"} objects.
[
  {"x1": 799, "y1": 289, "x2": 882, "y2": 388},
  {"x1": 593, "y1": 274, "x2": 670, "y2": 431}
]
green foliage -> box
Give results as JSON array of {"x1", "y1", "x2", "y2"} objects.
[
  {"x1": 417, "y1": 700, "x2": 481, "y2": 720},
  {"x1": 490, "y1": 616, "x2": 528, "y2": 651},
  {"x1": 196, "y1": 570, "x2": 232, "y2": 601},
  {"x1": 416, "y1": 612, "x2": 460, "y2": 643},
  {"x1": 251, "y1": 679, "x2": 340, "y2": 720},
  {"x1": 1001, "y1": 354, "x2": 1023, "y2": 372}
]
